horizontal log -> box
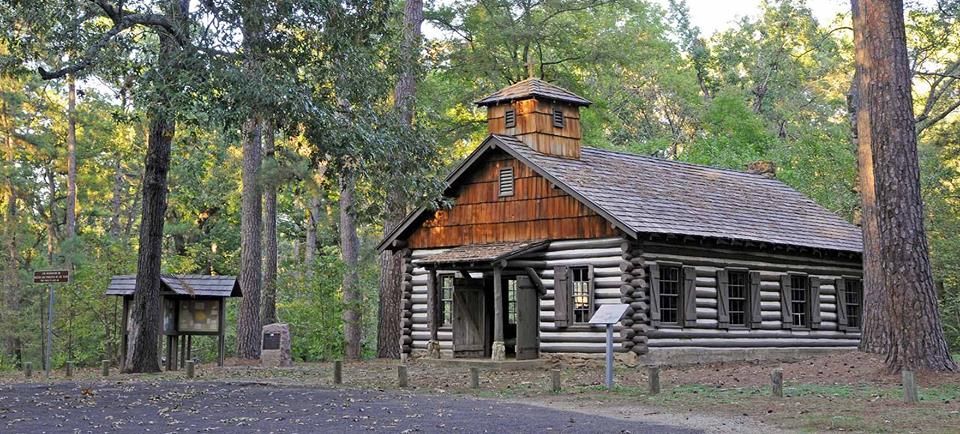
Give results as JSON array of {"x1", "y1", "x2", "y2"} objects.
[
  {"x1": 641, "y1": 254, "x2": 861, "y2": 276},
  {"x1": 545, "y1": 237, "x2": 623, "y2": 250},
  {"x1": 540, "y1": 343, "x2": 626, "y2": 353},
  {"x1": 647, "y1": 329, "x2": 861, "y2": 339},
  {"x1": 648, "y1": 338, "x2": 859, "y2": 348}
]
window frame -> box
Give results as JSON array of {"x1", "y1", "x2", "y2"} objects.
[
  {"x1": 506, "y1": 278, "x2": 518, "y2": 325},
  {"x1": 725, "y1": 268, "x2": 750, "y2": 329},
  {"x1": 438, "y1": 273, "x2": 455, "y2": 329},
  {"x1": 657, "y1": 263, "x2": 684, "y2": 326},
  {"x1": 570, "y1": 265, "x2": 594, "y2": 325},
  {"x1": 842, "y1": 276, "x2": 863, "y2": 331},
  {"x1": 789, "y1": 272, "x2": 811, "y2": 330}
]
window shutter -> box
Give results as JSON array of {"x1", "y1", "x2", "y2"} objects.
[
  {"x1": 683, "y1": 266, "x2": 697, "y2": 327},
  {"x1": 505, "y1": 108, "x2": 516, "y2": 128},
  {"x1": 809, "y1": 276, "x2": 821, "y2": 329},
  {"x1": 834, "y1": 278, "x2": 849, "y2": 330},
  {"x1": 749, "y1": 271, "x2": 762, "y2": 328},
  {"x1": 716, "y1": 269, "x2": 730, "y2": 329},
  {"x1": 779, "y1": 274, "x2": 793, "y2": 329},
  {"x1": 588, "y1": 265, "x2": 596, "y2": 318},
  {"x1": 552, "y1": 108, "x2": 565, "y2": 128},
  {"x1": 648, "y1": 263, "x2": 661, "y2": 325},
  {"x1": 553, "y1": 266, "x2": 570, "y2": 327}
]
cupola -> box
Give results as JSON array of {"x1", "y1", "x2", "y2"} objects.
[{"x1": 475, "y1": 78, "x2": 591, "y2": 159}]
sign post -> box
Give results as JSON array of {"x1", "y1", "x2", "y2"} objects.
[
  {"x1": 34, "y1": 270, "x2": 69, "y2": 378},
  {"x1": 588, "y1": 304, "x2": 630, "y2": 390}
]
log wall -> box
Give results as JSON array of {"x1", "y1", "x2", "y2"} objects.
[{"x1": 640, "y1": 241, "x2": 863, "y2": 349}]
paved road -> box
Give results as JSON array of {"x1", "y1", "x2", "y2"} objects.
[{"x1": 0, "y1": 381, "x2": 700, "y2": 433}]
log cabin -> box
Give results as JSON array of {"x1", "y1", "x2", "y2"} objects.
[{"x1": 378, "y1": 78, "x2": 864, "y2": 362}]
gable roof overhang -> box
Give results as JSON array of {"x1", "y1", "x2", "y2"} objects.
[
  {"x1": 375, "y1": 135, "x2": 635, "y2": 252},
  {"x1": 415, "y1": 240, "x2": 550, "y2": 269}
]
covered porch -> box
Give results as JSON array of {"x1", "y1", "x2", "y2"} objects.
[{"x1": 416, "y1": 241, "x2": 548, "y2": 361}]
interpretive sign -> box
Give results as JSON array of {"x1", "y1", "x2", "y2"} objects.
[
  {"x1": 260, "y1": 323, "x2": 292, "y2": 367},
  {"x1": 178, "y1": 300, "x2": 221, "y2": 333},
  {"x1": 263, "y1": 332, "x2": 281, "y2": 350},
  {"x1": 33, "y1": 270, "x2": 69, "y2": 284},
  {"x1": 588, "y1": 303, "x2": 630, "y2": 390}
]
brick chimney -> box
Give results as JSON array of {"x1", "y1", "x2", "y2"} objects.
[{"x1": 476, "y1": 78, "x2": 591, "y2": 159}]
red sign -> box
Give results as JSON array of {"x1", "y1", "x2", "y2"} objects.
[{"x1": 34, "y1": 270, "x2": 69, "y2": 284}]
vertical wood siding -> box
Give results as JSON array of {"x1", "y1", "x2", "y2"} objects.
[{"x1": 407, "y1": 151, "x2": 618, "y2": 248}]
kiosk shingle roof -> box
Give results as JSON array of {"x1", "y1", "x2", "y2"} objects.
[{"x1": 105, "y1": 275, "x2": 241, "y2": 297}]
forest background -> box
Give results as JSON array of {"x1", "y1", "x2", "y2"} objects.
[{"x1": 1, "y1": 0, "x2": 959, "y2": 368}]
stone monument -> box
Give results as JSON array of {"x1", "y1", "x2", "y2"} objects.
[{"x1": 260, "y1": 323, "x2": 292, "y2": 367}]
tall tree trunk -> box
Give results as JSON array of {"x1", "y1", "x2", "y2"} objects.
[
  {"x1": 852, "y1": 0, "x2": 957, "y2": 372},
  {"x1": 262, "y1": 121, "x2": 278, "y2": 325},
  {"x1": 110, "y1": 157, "x2": 123, "y2": 238},
  {"x1": 340, "y1": 172, "x2": 361, "y2": 360},
  {"x1": 305, "y1": 194, "x2": 320, "y2": 269},
  {"x1": 65, "y1": 75, "x2": 77, "y2": 239},
  {"x1": 237, "y1": 117, "x2": 264, "y2": 359},
  {"x1": 377, "y1": 0, "x2": 423, "y2": 359},
  {"x1": 124, "y1": 114, "x2": 173, "y2": 373},
  {"x1": 2, "y1": 107, "x2": 22, "y2": 365},
  {"x1": 45, "y1": 166, "x2": 57, "y2": 262},
  {"x1": 124, "y1": 0, "x2": 187, "y2": 373}
]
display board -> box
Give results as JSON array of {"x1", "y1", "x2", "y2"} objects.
[{"x1": 178, "y1": 299, "x2": 220, "y2": 333}]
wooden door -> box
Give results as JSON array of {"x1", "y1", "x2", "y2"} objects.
[
  {"x1": 515, "y1": 275, "x2": 540, "y2": 360},
  {"x1": 453, "y1": 278, "x2": 486, "y2": 358}
]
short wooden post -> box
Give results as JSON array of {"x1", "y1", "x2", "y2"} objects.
[
  {"x1": 470, "y1": 367, "x2": 480, "y2": 389},
  {"x1": 771, "y1": 368, "x2": 784, "y2": 398},
  {"x1": 65, "y1": 361, "x2": 74, "y2": 378},
  {"x1": 333, "y1": 360, "x2": 343, "y2": 385},
  {"x1": 647, "y1": 366, "x2": 660, "y2": 395},
  {"x1": 24, "y1": 362, "x2": 32, "y2": 378},
  {"x1": 186, "y1": 360, "x2": 195, "y2": 379},
  {"x1": 397, "y1": 365, "x2": 408, "y2": 388},
  {"x1": 551, "y1": 368, "x2": 561, "y2": 393},
  {"x1": 902, "y1": 370, "x2": 919, "y2": 403},
  {"x1": 101, "y1": 360, "x2": 110, "y2": 377}
]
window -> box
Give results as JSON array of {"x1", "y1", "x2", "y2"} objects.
[
  {"x1": 727, "y1": 270, "x2": 749, "y2": 327},
  {"x1": 498, "y1": 167, "x2": 514, "y2": 197},
  {"x1": 659, "y1": 265, "x2": 682, "y2": 324},
  {"x1": 505, "y1": 108, "x2": 516, "y2": 128},
  {"x1": 571, "y1": 266, "x2": 592, "y2": 323},
  {"x1": 507, "y1": 279, "x2": 517, "y2": 325},
  {"x1": 844, "y1": 278, "x2": 863, "y2": 329},
  {"x1": 439, "y1": 274, "x2": 454, "y2": 327},
  {"x1": 790, "y1": 275, "x2": 809, "y2": 328},
  {"x1": 552, "y1": 108, "x2": 564, "y2": 128}
]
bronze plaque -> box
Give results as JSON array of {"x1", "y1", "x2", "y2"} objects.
[{"x1": 263, "y1": 332, "x2": 281, "y2": 350}]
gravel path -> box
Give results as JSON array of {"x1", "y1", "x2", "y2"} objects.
[{"x1": 0, "y1": 381, "x2": 701, "y2": 433}]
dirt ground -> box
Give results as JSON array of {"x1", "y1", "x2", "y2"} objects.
[{"x1": 4, "y1": 351, "x2": 959, "y2": 433}]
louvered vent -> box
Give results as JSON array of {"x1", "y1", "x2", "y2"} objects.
[
  {"x1": 505, "y1": 109, "x2": 516, "y2": 128},
  {"x1": 498, "y1": 167, "x2": 514, "y2": 197},
  {"x1": 552, "y1": 108, "x2": 564, "y2": 128}
]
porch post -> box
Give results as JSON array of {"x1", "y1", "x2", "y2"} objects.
[
  {"x1": 426, "y1": 268, "x2": 441, "y2": 358},
  {"x1": 492, "y1": 265, "x2": 506, "y2": 361}
]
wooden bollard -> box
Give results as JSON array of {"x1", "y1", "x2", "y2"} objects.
[
  {"x1": 551, "y1": 368, "x2": 561, "y2": 393},
  {"x1": 65, "y1": 361, "x2": 74, "y2": 378},
  {"x1": 24, "y1": 362, "x2": 32, "y2": 378},
  {"x1": 647, "y1": 366, "x2": 660, "y2": 395},
  {"x1": 186, "y1": 360, "x2": 195, "y2": 379},
  {"x1": 771, "y1": 368, "x2": 784, "y2": 398},
  {"x1": 902, "y1": 370, "x2": 919, "y2": 403},
  {"x1": 101, "y1": 360, "x2": 110, "y2": 377},
  {"x1": 333, "y1": 361, "x2": 343, "y2": 385},
  {"x1": 470, "y1": 367, "x2": 480, "y2": 389},
  {"x1": 398, "y1": 365, "x2": 408, "y2": 388}
]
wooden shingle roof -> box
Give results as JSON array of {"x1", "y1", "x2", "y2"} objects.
[
  {"x1": 379, "y1": 135, "x2": 863, "y2": 254},
  {"x1": 105, "y1": 275, "x2": 242, "y2": 298},
  {"x1": 475, "y1": 78, "x2": 592, "y2": 107},
  {"x1": 416, "y1": 240, "x2": 549, "y2": 266},
  {"x1": 494, "y1": 135, "x2": 864, "y2": 252}
]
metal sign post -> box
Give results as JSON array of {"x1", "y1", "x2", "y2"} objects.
[
  {"x1": 588, "y1": 304, "x2": 631, "y2": 390},
  {"x1": 34, "y1": 270, "x2": 69, "y2": 378}
]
